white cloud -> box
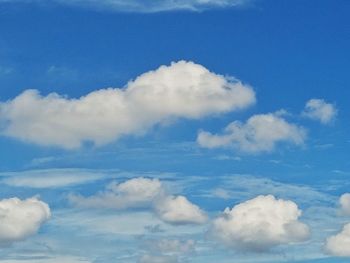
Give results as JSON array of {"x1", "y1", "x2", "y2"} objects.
[
  {"x1": 154, "y1": 195, "x2": 207, "y2": 224},
  {"x1": 69, "y1": 177, "x2": 164, "y2": 209},
  {"x1": 0, "y1": 197, "x2": 50, "y2": 245},
  {"x1": 339, "y1": 193, "x2": 350, "y2": 216},
  {"x1": 0, "y1": 61, "x2": 255, "y2": 149},
  {"x1": 302, "y1": 98, "x2": 337, "y2": 124},
  {"x1": 197, "y1": 112, "x2": 306, "y2": 153},
  {"x1": 325, "y1": 223, "x2": 350, "y2": 257},
  {"x1": 70, "y1": 177, "x2": 207, "y2": 225},
  {"x1": 211, "y1": 195, "x2": 310, "y2": 252}
]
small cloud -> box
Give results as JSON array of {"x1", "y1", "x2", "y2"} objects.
[
  {"x1": 339, "y1": 193, "x2": 350, "y2": 216},
  {"x1": 325, "y1": 223, "x2": 350, "y2": 257},
  {"x1": 302, "y1": 98, "x2": 337, "y2": 124},
  {"x1": 0, "y1": 197, "x2": 50, "y2": 246},
  {"x1": 211, "y1": 188, "x2": 231, "y2": 199},
  {"x1": 211, "y1": 195, "x2": 310, "y2": 252},
  {"x1": 213, "y1": 155, "x2": 242, "y2": 161},
  {"x1": 197, "y1": 112, "x2": 306, "y2": 154},
  {"x1": 154, "y1": 195, "x2": 207, "y2": 224}
]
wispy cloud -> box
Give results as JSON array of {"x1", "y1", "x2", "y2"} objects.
[{"x1": 0, "y1": 0, "x2": 253, "y2": 13}]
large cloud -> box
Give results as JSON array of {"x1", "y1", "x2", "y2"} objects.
[
  {"x1": 0, "y1": 0, "x2": 252, "y2": 13},
  {"x1": 0, "y1": 197, "x2": 50, "y2": 245},
  {"x1": 0, "y1": 61, "x2": 255, "y2": 149},
  {"x1": 197, "y1": 112, "x2": 306, "y2": 153},
  {"x1": 302, "y1": 98, "x2": 337, "y2": 124},
  {"x1": 325, "y1": 223, "x2": 350, "y2": 257},
  {"x1": 211, "y1": 195, "x2": 310, "y2": 252},
  {"x1": 70, "y1": 177, "x2": 207, "y2": 225}
]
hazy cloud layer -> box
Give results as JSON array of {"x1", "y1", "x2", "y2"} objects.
[
  {"x1": 198, "y1": 112, "x2": 306, "y2": 153},
  {"x1": 0, "y1": 197, "x2": 50, "y2": 245},
  {"x1": 0, "y1": 61, "x2": 255, "y2": 149},
  {"x1": 211, "y1": 195, "x2": 310, "y2": 251}
]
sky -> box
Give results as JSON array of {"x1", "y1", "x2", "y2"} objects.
[{"x1": 0, "y1": 0, "x2": 350, "y2": 262}]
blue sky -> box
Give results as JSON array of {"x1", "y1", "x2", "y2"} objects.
[{"x1": 0, "y1": 0, "x2": 349, "y2": 262}]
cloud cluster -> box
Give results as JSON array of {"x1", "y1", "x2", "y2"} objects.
[
  {"x1": 302, "y1": 98, "x2": 337, "y2": 124},
  {"x1": 211, "y1": 195, "x2": 310, "y2": 251},
  {"x1": 70, "y1": 177, "x2": 207, "y2": 225},
  {"x1": 325, "y1": 223, "x2": 350, "y2": 257},
  {"x1": 0, "y1": 197, "x2": 50, "y2": 245},
  {"x1": 0, "y1": 61, "x2": 255, "y2": 149},
  {"x1": 197, "y1": 112, "x2": 306, "y2": 153}
]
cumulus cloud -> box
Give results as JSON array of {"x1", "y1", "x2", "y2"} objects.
[
  {"x1": 302, "y1": 98, "x2": 337, "y2": 124},
  {"x1": 211, "y1": 195, "x2": 310, "y2": 252},
  {"x1": 0, "y1": 61, "x2": 255, "y2": 149},
  {"x1": 0, "y1": 197, "x2": 50, "y2": 245},
  {"x1": 154, "y1": 195, "x2": 207, "y2": 224},
  {"x1": 70, "y1": 177, "x2": 207, "y2": 225},
  {"x1": 325, "y1": 223, "x2": 350, "y2": 257},
  {"x1": 339, "y1": 193, "x2": 350, "y2": 216},
  {"x1": 0, "y1": 0, "x2": 252, "y2": 13},
  {"x1": 197, "y1": 112, "x2": 306, "y2": 153}
]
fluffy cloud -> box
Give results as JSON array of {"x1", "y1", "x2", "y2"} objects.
[
  {"x1": 0, "y1": 0, "x2": 251, "y2": 13},
  {"x1": 0, "y1": 61, "x2": 255, "y2": 149},
  {"x1": 325, "y1": 223, "x2": 350, "y2": 257},
  {"x1": 0, "y1": 197, "x2": 50, "y2": 245},
  {"x1": 154, "y1": 195, "x2": 207, "y2": 224},
  {"x1": 211, "y1": 195, "x2": 310, "y2": 252},
  {"x1": 302, "y1": 98, "x2": 337, "y2": 124},
  {"x1": 69, "y1": 177, "x2": 164, "y2": 209},
  {"x1": 197, "y1": 112, "x2": 306, "y2": 153},
  {"x1": 339, "y1": 193, "x2": 350, "y2": 216},
  {"x1": 70, "y1": 177, "x2": 207, "y2": 225}
]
